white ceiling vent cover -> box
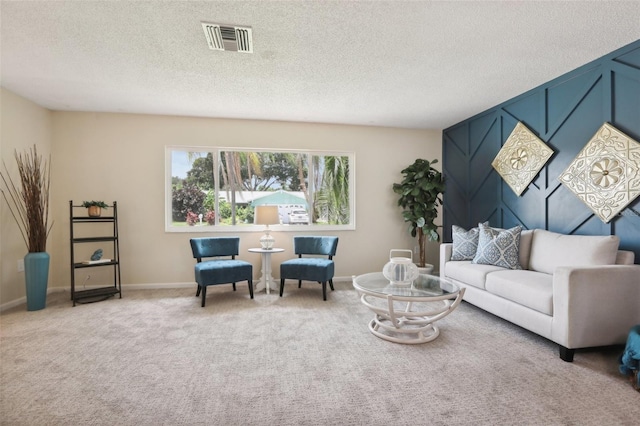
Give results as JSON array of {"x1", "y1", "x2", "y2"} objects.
[{"x1": 201, "y1": 22, "x2": 253, "y2": 53}]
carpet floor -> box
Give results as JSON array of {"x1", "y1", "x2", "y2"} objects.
[{"x1": 1, "y1": 282, "x2": 638, "y2": 425}]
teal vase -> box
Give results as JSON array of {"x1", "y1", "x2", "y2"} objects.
[{"x1": 24, "y1": 252, "x2": 50, "y2": 311}]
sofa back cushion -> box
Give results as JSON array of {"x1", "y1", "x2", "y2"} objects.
[
  {"x1": 519, "y1": 230, "x2": 534, "y2": 270},
  {"x1": 528, "y1": 229, "x2": 620, "y2": 274},
  {"x1": 616, "y1": 250, "x2": 635, "y2": 265}
]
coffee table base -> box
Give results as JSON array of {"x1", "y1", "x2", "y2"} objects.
[
  {"x1": 359, "y1": 290, "x2": 465, "y2": 345},
  {"x1": 368, "y1": 317, "x2": 440, "y2": 344}
]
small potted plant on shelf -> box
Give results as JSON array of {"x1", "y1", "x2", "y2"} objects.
[{"x1": 82, "y1": 200, "x2": 109, "y2": 217}]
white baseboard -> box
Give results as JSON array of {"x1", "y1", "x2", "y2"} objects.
[
  {"x1": 0, "y1": 286, "x2": 64, "y2": 312},
  {"x1": 0, "y1": 297, "x2": 28, "y2": 312},
  {"x1": 0, "y1": 283, "x2": 196, "y2": 312},
  {"x1": 121, "y1": 282, "x2": 195, "y2": 290},
  {"x1": 0, "y1": 277, "x2": 355, "y2": 312}
]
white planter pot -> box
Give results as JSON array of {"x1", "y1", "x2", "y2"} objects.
[{"x1": 418, "y1": 264, "x2": 434, "y2": 276}]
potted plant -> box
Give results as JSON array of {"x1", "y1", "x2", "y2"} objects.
[
  {"x1": 82, "y1": 200, "x2": 109, "y2": 217},
  {"x1": 186, "y1": 210, "x2": 198, "y2": 226},
  {"x1": 392, "y1": 158, "x2": 446, "y2": 269},
  {"x1": 0, "y1": 145, "x2": 53, "y2": 311},
  {"x1": 205, "y1": 210, "x2": 215, "y2": 225}
]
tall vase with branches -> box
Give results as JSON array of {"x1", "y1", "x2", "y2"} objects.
[
  {"x1": 392, "y1": 158, "x2": 445, "y2": 268},
  {"x1": 1, "y1": 145, "x2": 53, "y2": 310}
]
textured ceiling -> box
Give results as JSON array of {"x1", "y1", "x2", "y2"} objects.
[{"x1": 1, "y1": 1, "x2": 639, "y2": 130}]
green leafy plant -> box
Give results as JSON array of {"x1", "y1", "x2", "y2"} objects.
[
  {"x1": 392, "y1": 158, "x2": 445, "y2": 267},
  {"x1": 81, "y1": 200, "x2": 108, "y2": 209},
  {"x1": 0, "y1": 145, "x2": 53, "y2": 253}
]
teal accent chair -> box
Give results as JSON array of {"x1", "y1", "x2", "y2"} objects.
[
  {"x1": 190, "y1": 237, "x2": 253, "y2": 307},
  {"x1": 279, "y1": 236, "x2": 339, "y2": 301},
  {"x1": 619, "y1": 325, "x2": 640, "y2": 391}
]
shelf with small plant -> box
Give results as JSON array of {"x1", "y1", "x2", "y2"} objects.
[
  {"x1": 81, "y1": 200, "x2": 109, "y2": 218},
  {"x1": 69, "y1": 200, "x2": 121, "y2": 305}
]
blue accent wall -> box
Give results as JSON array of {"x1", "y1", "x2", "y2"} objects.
[{"x1": 442, "y1": 40, "x2": 640, "y2": 263}]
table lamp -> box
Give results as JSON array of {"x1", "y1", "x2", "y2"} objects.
[{"x1": 254, "y1": 205, "x2": 279, "y2": 249}]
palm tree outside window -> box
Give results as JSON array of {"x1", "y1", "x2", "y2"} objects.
[{"x1": 166, "y1": 147, "x2": 354, "y2": 232}]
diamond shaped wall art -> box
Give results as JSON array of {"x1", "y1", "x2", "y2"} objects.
[
  {"x1": 492, "y1": 122, "x2": 554, "y2": 196},
  {"x1": 559, "y1": 123, "x2": 640, "y2": 223}
]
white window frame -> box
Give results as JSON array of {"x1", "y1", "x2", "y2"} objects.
[{"x1": 165, "y1": 146, "x2": 356, "y2": 233}]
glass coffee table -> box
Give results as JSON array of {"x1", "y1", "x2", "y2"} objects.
[{"x1": 352, "y1": 272, "x2": 465, "y2": 344}]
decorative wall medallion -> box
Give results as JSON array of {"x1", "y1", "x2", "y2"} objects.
[
  {"x1": 491, "y1": 122, "x2": 554, "y2": 196},
  {"x1": 559, "y1": 123, "x2": 640, "y2": 223}
]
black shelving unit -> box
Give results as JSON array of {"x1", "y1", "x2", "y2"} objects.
[{"x1": 69, "y1": 201, "x2": 122, "y2": 306}]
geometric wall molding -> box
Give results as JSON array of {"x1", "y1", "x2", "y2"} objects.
[
  {"x1": 559, "y1": 122, "x2": 640, "y2": 223},
  {"x1": 491, "y1": 122, "x2": 554, "y2": 196},
  {"x1": 443, "y1": 39, "x2": 640, "y2": 261}
]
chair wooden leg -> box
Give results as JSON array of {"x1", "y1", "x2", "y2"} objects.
[
  {"x1": 329, "y1": 279, "x2": 334, "y2": 291},
  {"x1": 298, "y1": 280, "x2": 302, "y2": 288},
  {"x1": 322, "y1": 281, "x2": 327, "y2": 301},
  {"x1": 248, "y1": 279, "x2": 254, "y2": 299},
  {"x1": 201, "y1": 286, "x2": 207, "y2": 307},
  {"x1": 196, "y1": 285, "x2": 201, "y2": 297},
  {"x1": 280, "y1": 278, "x2": 285, "y2": 297},
  {"x1": 232, "y1": 283, "x2": 237, "y2": 291}
]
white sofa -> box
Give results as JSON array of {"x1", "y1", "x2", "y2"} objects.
[{"x1": 440, "y1": 228, "x2": 640, "y2": 362}]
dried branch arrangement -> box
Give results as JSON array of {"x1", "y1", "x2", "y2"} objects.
[{"x1": 0, "y1": 145, "x2": 53, "y2": 252}]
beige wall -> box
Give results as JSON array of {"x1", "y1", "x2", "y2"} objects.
[
  {"x1": 1, "y1": 88, "x2": 53, "y2": 306},
  {"x1": 2, "y1": 89, "x2": 443, "y2": 307}
]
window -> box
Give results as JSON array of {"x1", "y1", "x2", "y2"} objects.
[{"x1": 165, "y1": 147, "x2": 355, "y2": 232}]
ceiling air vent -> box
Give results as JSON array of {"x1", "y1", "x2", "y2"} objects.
[{"x1": 201, "y1": 22, "x2": 253, "y2": 53}]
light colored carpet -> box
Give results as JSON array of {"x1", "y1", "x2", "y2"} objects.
[{"x1": 1, "y1": 282, "x2": 638, "y2": 426}]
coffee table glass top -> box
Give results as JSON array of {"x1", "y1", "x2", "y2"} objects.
[{"x1": 353, "y1": 272, "x2": 459, "y2": 297}]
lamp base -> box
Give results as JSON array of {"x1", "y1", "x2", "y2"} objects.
[{"x1": 260, "y1": 230, "x2": 275, "y2": 250}]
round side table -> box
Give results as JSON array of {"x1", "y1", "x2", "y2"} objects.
[{"x1": 248, "y1": 248, "x2": 284, "y2": 294}]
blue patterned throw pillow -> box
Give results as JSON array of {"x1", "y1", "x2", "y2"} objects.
[
  {"x1": 472, "y1": 224, "x2": 523, "y2": 269},
  {"x1": 451, "y1": 223, "x2": 487, "y2": 261}
]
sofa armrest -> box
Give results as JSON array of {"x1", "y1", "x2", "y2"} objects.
[
  {"x1": 440, "y1": 243, "x2": 453, "y2": 277},
  {"x1": 552, "y1": 265, "x2": 640, "y2": 349}
]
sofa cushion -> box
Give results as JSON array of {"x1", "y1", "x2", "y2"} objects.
[
  {"x1": 445, "y1": 261, "x2": 505, "y2": 290},
  {"x1": 528, "y1": 229, "x2": 620, "y2": 274},
  {"x1": 616, "y1": 250, "x2": 635, "y2": 265},
  {"x1": 451, "y1": 222, "x2": 488, "y2": 261},
  {"x1": 472, "y1": 224, "x2": 523, "y2": 269},
  {"x1": 518, "y1": 230, "x2": 534, "y2": 270},
  {"x1": 485, "y1": 270, "x2": 553, "y2": 315}
]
